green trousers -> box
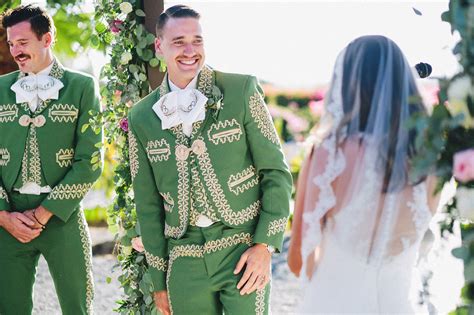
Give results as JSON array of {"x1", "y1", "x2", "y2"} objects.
[
  {"x1": 166, "y1": 223, "x2": 270, "y2": 315},
  {"x1": 0, "y1": 192, "x2": 93, "y2": 315}
]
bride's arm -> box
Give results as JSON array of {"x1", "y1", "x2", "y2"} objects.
[{"x1": 287, "y1": 146, "x2": 314, "y2": 277}]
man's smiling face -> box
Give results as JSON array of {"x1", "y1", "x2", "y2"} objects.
[
  {"x1": 7, "y1": 20, "x2": 52, "y2": 74},
  {"x1": 155, "y1": 17, "x2": 205, "y2": 88}
]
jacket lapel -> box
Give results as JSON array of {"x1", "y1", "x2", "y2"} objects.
[{"x1": 34, "y1": 59, "x2": 66, "y2": 116}]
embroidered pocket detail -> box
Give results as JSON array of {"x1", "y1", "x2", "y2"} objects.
[
  {"x1": 0, "y1": 104, "x2": 18, "y2": 123},
  {"x1": 207, "y1": 119, "x2": 243, "y2": 145},
  {"x1": 48, "y1": 104, "x2": 79, "y2": 123},
  {"x1": 56, "y1": 148, "x2": 74, "y2": 167},
  {"x1": 0, "y1": 148, "x2": 10, "y2": 166},
  {"x1": 146, "y1": 139, "x2": 171, "y2": 162},
  {"x1": 227, "y1": 166, "x2": 259, "y2": 195},
  {"x1": 160, "y1": 192, "x2": 174, "y2": 212}
]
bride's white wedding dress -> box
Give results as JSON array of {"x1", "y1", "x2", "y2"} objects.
[
  {"x1": 294, "y1": 35, "x2": 437, "y2": 314},
  {"x1": 299, "y1": 179, "x2": 433, "y2": 314}
]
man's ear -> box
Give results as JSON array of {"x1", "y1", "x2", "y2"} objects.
[
  {"x1": 155, "y1": 37, "x2": 163, "y2": 56},
  {"x1": 42, "y1": 32, "x2": 53, "y2": 48}
]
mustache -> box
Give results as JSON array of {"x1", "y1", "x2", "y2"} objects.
[{"x1": 14, "y1": 53, "x2": 31, "y2": 61}]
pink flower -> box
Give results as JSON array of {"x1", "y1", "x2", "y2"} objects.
[
  {"x1": 131, "y1": 237, "x2": 145, "y2": 253},
  {"x1": 453, "y1": 149, "x2": 474, "y2": 183},
  {"x1": 119, "y1": 117, "x2": 129, "y2": 132},
  {"x1": 110, "y1": 20, "x2": 123, "y2": 34}
]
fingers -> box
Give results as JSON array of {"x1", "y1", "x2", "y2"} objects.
[
  {"x1": 240, "y1": 272, "x2": 260, "y2": 295},
  {"x1": 236, "y1": 265, "x2": 253, "y2": 290},
  {"x1": 234, "y1": 252, "x2": 248, "y2": 275},
  {"x1": 14, "y1": 212, "x2": 36, "y2": 227}
]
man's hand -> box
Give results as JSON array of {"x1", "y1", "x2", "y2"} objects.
[
  {"x1": 153, "y1": 290, "x2": 170, "y2": 315},
  {"x1": 234, "y1": 243, "x2": 271, "y2": 295},
  {"x1": 24, "y1": 206, "x2": 53, "y2": 229},
  {"x1": 0, "y1": 211, "x2": 42, "y2": 243}
]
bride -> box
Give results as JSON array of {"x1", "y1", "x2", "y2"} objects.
[{"x1": 287, "y1": 35, "x2": 440, "y2": 314}]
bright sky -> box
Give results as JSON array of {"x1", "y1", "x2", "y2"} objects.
[
  {"x1": 22, "y1": 0, "x2": 459, "y2": 88},
  {"x1": 165, "y1": 1, "x2": 458, "y2": 88}
]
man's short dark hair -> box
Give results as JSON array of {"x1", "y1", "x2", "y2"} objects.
[
  {"x1": 156, "y1": 5, "x2": 200, "y2": 37},
  {"x1": 1, "y1": 4, "x2": 55, "y2": 40}
]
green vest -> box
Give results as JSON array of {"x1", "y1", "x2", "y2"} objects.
[
  {"x1": 128, "y1": 65, "x2": 293, "y2": 290},
  {"x1": 0, "y1": 59, "x2": 103, "y2": 222}
]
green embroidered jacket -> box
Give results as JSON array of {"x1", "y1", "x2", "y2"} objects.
[
  {"x1": 0, "y1": 60, "x2": 102, "y2": 222},
  {"x1": 128, "y1": 66, "x2": 293, "y2": 291}
]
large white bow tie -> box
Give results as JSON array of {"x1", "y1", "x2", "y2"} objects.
[
  {"x1": 152, "y1": 89, "x2": 208, "y2": 135},
  {"x1": 11, "y1": 74, "x2": 64, "y2": 106}
]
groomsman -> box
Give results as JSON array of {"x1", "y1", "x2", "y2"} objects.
[
  {"x1": 128, "y1": 4, "x2": 292, "y2": 315},
  {"x1": 0, "y1": 5, "x2": 102, "y2": 314}
]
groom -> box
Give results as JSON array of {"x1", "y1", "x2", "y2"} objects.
[
  {"x1": 0, "y1": 5, "x2": 102, "y2": 314},
  {"x1": 128, "y1": 4, "x2": 292, "y2": 315}
]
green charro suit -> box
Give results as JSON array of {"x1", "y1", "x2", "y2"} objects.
[
  {"x1": 0, "y1": 60, "x2": 102, "y2": 315},
  {"x1": 128, "y1": 65, "x2": 292, "y2": 314}
]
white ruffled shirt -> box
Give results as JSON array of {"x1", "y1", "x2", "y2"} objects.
[
  {"x1": 10, "y1": 61, "x2": 64, "y2": 113},
  {"x1": 152, "y1": 75, "x2": 208, "y2": 137}
]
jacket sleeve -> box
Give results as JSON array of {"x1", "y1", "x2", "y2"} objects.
[
  {"x1": 128, "y1": 113, "x2": 168, "y2": 291},
  {"x1": 41, "y1": 77, "x2": 103, "y2": 222},
  {"x1": 243, "y1": 76, "x2": 293, "y2": 252}
]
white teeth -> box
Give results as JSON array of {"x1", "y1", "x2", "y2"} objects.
[{"x1": 180, "y1": 60, "x2": 196, "y2": 65}]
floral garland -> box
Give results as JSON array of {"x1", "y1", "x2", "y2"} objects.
[
  {"x1": 91, "y1": 0, "x2": 164, "y2": 313},
  {"x1": 411, "y1": 0, "x2": 474, "y2": 312}
]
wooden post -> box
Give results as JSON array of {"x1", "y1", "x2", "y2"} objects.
[
  {"x1": 0, "y1": 27, "x2": 18, "y2": 75},
  {"x1": 143, "y1": 0, "x2": 164, "y2": 90}
]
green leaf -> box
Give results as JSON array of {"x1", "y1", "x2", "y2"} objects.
[
  {"x1": 129, "y1": 64, "x2": 139, "y2": 73},
  {"x1": 81, "y1": 124, "x2": 89, "y2": 133},
  {"x1": 104, "y1": 32, "x2": 114, "y2": 44},
  {"x1": 144, "y1": 295, "x2": 153, "y2": 305},
  {"x1": 135, "y1": 9, "x2": 146, "y2": 17},
  {"x1": 149, "y1": 58, "x2": 159, "y2": 67},
  {"x1": 452, "y1": 246, "x2": 470, "y2": 260},
  {"x1": 146, "y1": 33, "x2": 155, "y2": 45},
  {"x1": 91, "y1": 156, "x2": 99, "y2": 164},
  {"x1": 106, "y1": 277, "x2": 112, "y2": 284},
  {"x1": 139, "y1": 73, "x2": 147, "y2": 82},
  {"x1": 95, "y1": 22, "x2": 107, "y2": 34},
  {"x1": 90, "y1": 35, "x2": 100, "y2": 48},
  {"x1": 142, "y1": 49, "x2": 153, "y2": 61}
]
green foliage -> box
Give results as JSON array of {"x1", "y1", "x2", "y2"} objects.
[
  {"x1": 92, "y1": 0, "x2": 165, "y2": 313},
  {"x1": 412, "y1": 0, "x2": 474, "y2": 311}
]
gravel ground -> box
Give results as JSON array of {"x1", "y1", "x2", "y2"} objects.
[{"x1": 33, "y1": 230, "x2": 302, "y2": 314}]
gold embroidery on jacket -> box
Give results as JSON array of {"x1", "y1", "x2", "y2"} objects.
[
  {"x1": 56, "y1": 148, "x2": 74, "y2": 167},
  {"x1": 48, "y1": 104, "x2": 79, "y2": 123},
  {"x1": 128, "y1": 132, "x2": 139, "y2": 181},
  {"x1": 207, "y1": 119, "x2": 243, "y2": 145},
  {"x1": 195, "y1": 136, "x2": 260, "y2": 225},
  {"x1": 0, "y1": 186, "x2": 9, "y2": 202},
  {"x1": 48, "y1": 183, "x2": 93, "y2": 200},
  {"x1": 249, "y1": 92, "x2": 279, "y2": 144},
  {"x1": 145, "y1": 251, "x2": 168, "y2": 271},
  {"x1": 0, "y1": 148, "x2": 10, "y2": 166},
  {"x1": 160, "y1": 192, "x2": 174, "y2": 213},
  {"x1": 20, "y1": 126, "x2": 42, "y2": 185},
  {"x1": 146, "y1": 139, "x2": 171, "y2": 162},
  {"x1": 227, "y1": 166, "x2": 259, "y2": 196},
  {"x1": 164, "y1": 132, "x2": 189, "y2": 238},
  {"x1": 0, "y1": 104, "x2": 18, "y2": 123},
  {"x1": 267, "y1": 217, "x2": 288, "y2": 237},
  {"x1": 189, "y1": 159, "x2": 219, "y2": 225}
]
